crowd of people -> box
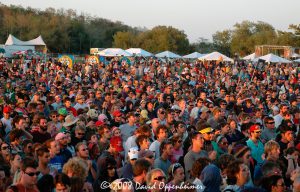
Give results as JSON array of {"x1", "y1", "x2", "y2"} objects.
[{"x1": 0, "y1": 55, "x2": 299, "y2": 192}]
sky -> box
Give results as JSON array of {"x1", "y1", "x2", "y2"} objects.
[{"x1": 1, "y1": 0, "x2": 299, "y2": 43}]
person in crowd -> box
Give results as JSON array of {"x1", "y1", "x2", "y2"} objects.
[{"x1": 154, "y1": 140, "x2": 173, "y2": 176}]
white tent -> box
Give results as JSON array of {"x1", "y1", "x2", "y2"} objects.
[
  {"x1": 291, "y1": 53, "x2": 300, "y2": 58},
  {"x1": 155, "y1": 51, "x2": 181, "y2": 58},
  {"x1": 98, "y1": 48, "x2": 132, "y2": 57},
  {"x1": 294, "y1": 58, "x2": 300, "y2": 63},
  {"x1": 243, "y1": 53, "x2": 257, "y2": 61},
  {"x1": 4, "y1": 34, "x2": 46, "y2": 57},
  {"x1": 183, "y1": 52, "x2": 206, "y2": 59},
  {"x1": 258, "y1": 53, "x2": 292, "y2": 63},
  {"x1": 5, "y1": 34, "x2": 46, "y2": 46},
  {"x1": 199, "y1": 51, "x2": 233, "y2": 62},
  {"x1": 126, "y1": 48, "x2": 153, "y2": 57}
]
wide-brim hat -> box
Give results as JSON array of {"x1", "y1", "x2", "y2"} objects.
[{"x1": 63, "y1": 115, "x2": 79, "y2": 127}]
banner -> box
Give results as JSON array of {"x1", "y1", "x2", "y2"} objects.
[
  {"x1": 58, "y1": 54, "x2": 74, "y2": 69},
  {"x1": 85, "y1": 55, "x2": 99, "y2": 65}
]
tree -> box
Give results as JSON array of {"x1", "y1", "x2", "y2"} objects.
[
  {"x1": 213, "y1": 30, "x2": 232, "y2": 56},
  {"x1": 113, "y1": 31, "x2": 138, "y2": 49}
]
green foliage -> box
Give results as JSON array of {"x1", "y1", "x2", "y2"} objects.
[
  {"x1": 190, "y1": 37, "x2": 215, "y2": 54},
  {"x1": 0, "y1": 4, "x2": 133, "y2": 54}
]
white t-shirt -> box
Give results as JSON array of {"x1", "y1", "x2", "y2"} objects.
[
  {"x1": 1, "y1": 117, "x2": 12, "y2": 134},
  {"x1": 149, "y1": 140, "x2": 161, "y2": 159}
]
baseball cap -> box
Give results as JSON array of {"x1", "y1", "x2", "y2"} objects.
[
  {"x1": 249, "y1": 124, "x2": 261, "y2": 132},
  {"x1": 3, "y1": 106, "x2": 12, "y2": 113},
  {"x1": 58, "y1": 108, "x2": 68, "y2": 116},
  {"x1": 55, "y1": 132, "x2": 66, "y2": 141},
  {"x1": 128, "y1": 147, "x2": 139, "y2": 160},
  {"x1": 112, "y1": 110, "x2": 122, "y2": 117}
]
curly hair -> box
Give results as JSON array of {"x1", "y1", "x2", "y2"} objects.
[{"x1": 62, "y1": 157, "x2": 88, "y2": 180}]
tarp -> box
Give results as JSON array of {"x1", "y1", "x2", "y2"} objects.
[
  {"x1": 98, "y1": 48, "x2": 132, "y2": 57},
  {"x1": 199, "y1": 51, "x2": 233, "y2": 62},
  {"x1": 126, "y1": 48, "x2": 153, "y2": 57},
  {"x1": 183, "y1": 52, "x2": 206, "y2": 59},
  {"x1": 155, "y1": 51, "x2": 181, "y2": 58},
  {"x1": 5, "y1": 34, "x2": 46, "y2": 46},
  {"x1": 258, "y1": 53, "x2": 292, "y2": 63},
  {"x1": 243, "y1": 53, "x2": 257, "y2": 61}
]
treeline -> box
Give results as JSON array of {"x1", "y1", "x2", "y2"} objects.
[{"x1": 0, "y1": 3, "x2": 299, "y2": 56}]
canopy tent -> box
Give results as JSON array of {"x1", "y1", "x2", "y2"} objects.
[
  {"x1": 243, "y1": 53, "x2": 257, "y2": 61},
  {"x1": 294, "y1": 58, "x2": 300, "y2": 63},
  {"x1": 199, "y1": 51, "x2": 233, "y2": 62},
  {"x1": 98, "y1": 48, "x2": 132, "y2": 57},
  {"x1": 3, "y1": 34, "x2": 47, "y2": 57},
  {"x1": 183, "y1": 52, "x2": 206, "y2": 59},
  {"x1": 126, "y1": 48, "x2": 153, "y2": 57},
  {"x1": 258, "y1": 53, "x2": 292, "y2": 63},
  {"x1": 291, "y1": 53, "x2": 300, "y2": 58},
  {"x1": 5, "y1": 34, "x2": 46, "y2": 46},
  {"x1": 155, "y1": 51, "x2": 181, "y2": 58}
]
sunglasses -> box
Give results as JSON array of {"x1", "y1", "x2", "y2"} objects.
[
  {"x1": 1, "y1": 146, "x2": 10, "y2": 150},
  {"x1": 77, "y1": 133, "x2": 85, "y2": 136},
  {"x1": 267, "y1": 122, "x2": 275, "y2": 124},
  {"x1": 153, "y1": 176, "x2": 166, "y2": 181},
  {"x1": 51, "y1": 115, "x2": 58, "y2": 118},
  {"x1": 221, "y1": 142, "x2": 229, "y2": 145},
  {"x1": 147, "y1": 155, "x2": 155, "y2": 159},
  {"x1": 160, "y1": 111, "x2": 165, "y2": 114},
  {"x1": 254, "y1": 131, "x2": 261, "y2": 134},
  {"x1": 25, "y1": 171, "x2": 40, "y2": 177},
  {"x1": 177, "y1": 140, "x2": 183, "y2": 143}
]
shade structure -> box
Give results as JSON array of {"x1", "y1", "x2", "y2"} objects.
[
  {"x1": 258, "y1": 53, "x2": 291, "y2": 63},
  {"x1": 183, "y1": 52, "x2": 206, "y2": 59},
  {"x1": 243, "y1": 53, "x2": 257, "y2": 61},
  {"x1": 291, "y1": 53, "x2": 300, "y2": 58},
  {"x1": 98, "y1": 48, "x2": 132, "y2": 57},
  {"x1": 126, "y1": 48, "x2": 153, "y2": 57},
  {"x1": 199, "y1": 51, "x2": 233, "y2": 62},
  {"x1": 294, "y1": 58, "x2": 300, "y2": 62},
  {"x1": 155, "y1": 51, "x2": 181, "y2": 58}
]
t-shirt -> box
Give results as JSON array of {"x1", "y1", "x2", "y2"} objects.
[
  {"x1": 1, "y1": 117, "x2": 12, "y2": 134},
  {"x1": 31, "y1": 131, "x2": 51, "y2": 144},
  {"x1": 184, "y1": 150, "x2": 208, "y2": 180},
  {"x1": 149, "y1": 140, "x2": 161, "y2": 159},
  {"x1": 246, "y1": 139, "x2": 264, "y2": 165},
  {"x1": 119, "y1": 123, "x2": 137, "y2": 142},
  {"x1": 154, "y1": 157, "x2": 171, "y2": 176}
]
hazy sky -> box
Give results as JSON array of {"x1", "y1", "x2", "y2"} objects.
[{"x1": 1, "y1": 0, "x2": 299, "y2": 43}]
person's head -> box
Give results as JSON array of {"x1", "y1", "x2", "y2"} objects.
[
  {"x1": 264, "y1": 116, "x2": 275, "y2": 129},
  {"x1": 279, "y1": 104, "x2": 289, "y2": 115},
  {"x1": 98, "y1": 125, "x2": 111, "y2": 140},
  {"x1": 38, "y1": 115, "x2": 48, "y2": 132},
  {"x1": 198, "y1": 124, "x2": 214, "y2": 141},
  {"x1": 13, "y1": 115, "x2": 26, "y2": 129},
  {"x1": 136, "y1": 135, "x2": 150, "y2": 150},
  {"x1": 191, "y1": 157, "x2": 211, "y2": 179},
  {"x1": 264, "y1": 140, "x2": 280, "y2": 160},
  {"x1": 37, "y1": 174, "x2": 55, "y2": 192},
  {"x1": 138, "y1": 150, "x2": 155, "y2": 166},
  {"x1": 157, "y1": 107, "x2": 166, "y2": 120},
  {"x1": 191, "y1": 131, "x2": 204, "y2": 150},
  {"x1": 10, "y1": 152, "x2": 22, "y2": 169},
  {"x1": 159, "y1": 140, "x2": 173, "y2": 157},
  {"x1": 45, "y1": 139, "x2": 60, "y2": 156},
  {"x1": 37, "y1": 147, "x2": 51, "y2": 165},
  {"x1": 175, "y1": 121, "x2": 186, "y2": 135},
  {"x1": 261, "y1": 161, "x2": 282, "y2": 178},
  {"x1": 146, "y1": 168, "x2": 166, "y2": 191},
  {"x1": 200, "y1": 164, "x2": 222, "y2": 191},
  {"x1": 127, "y1": 112, "x2": 138, "y2": 124},
  {"x1": 226, "y1": 160, "x2": 250, "y2": 187},
  {"x1": 151, "y1": 118, "x2": 161, "y2": 131},
  {"x1": 279, "y1": 124, "x2": 294, "y2": 142},
  {"x1": 216, "y1": 135, "x2": 229, "y2": 151},
  {"x1": 62, "y1": 157, "x2": 88, "y2": 180},
  {"x1": 232, "y1": 144, "x2": 251, "y2": 166},
  {"x1": 74, "y1": 125, "x2": 86, "y2": 139},
  {"x1": 249, "y1": 124, "x2": 262, "y2": 140},
  {"x1": 156, "y1": 125, "x2": 168, "y2": 141},
  {"x1": 75, "y1": 142, "x2": 89, "y2": 159},
  {"x1": 20, "y1": 157, "x2": 39, "y2": 188},
  {"x1": 133, "y1": 158, "x2": 151, "y2": 182},
  {"x1": 169, "y1": 163, "x2": 184, "y2": 183},
  {"x1": 261, "y1": 175, "x2": 285, "y2": 192},
  {"x1": 171, "y1": 134, "x2": 183, "y2": 150},
  {"x1": 9, "y1": 129, "x2": 23, "y2": 144},
  {"x1": 54, "y1": 173, "x2": 71, "y2": 192}
]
